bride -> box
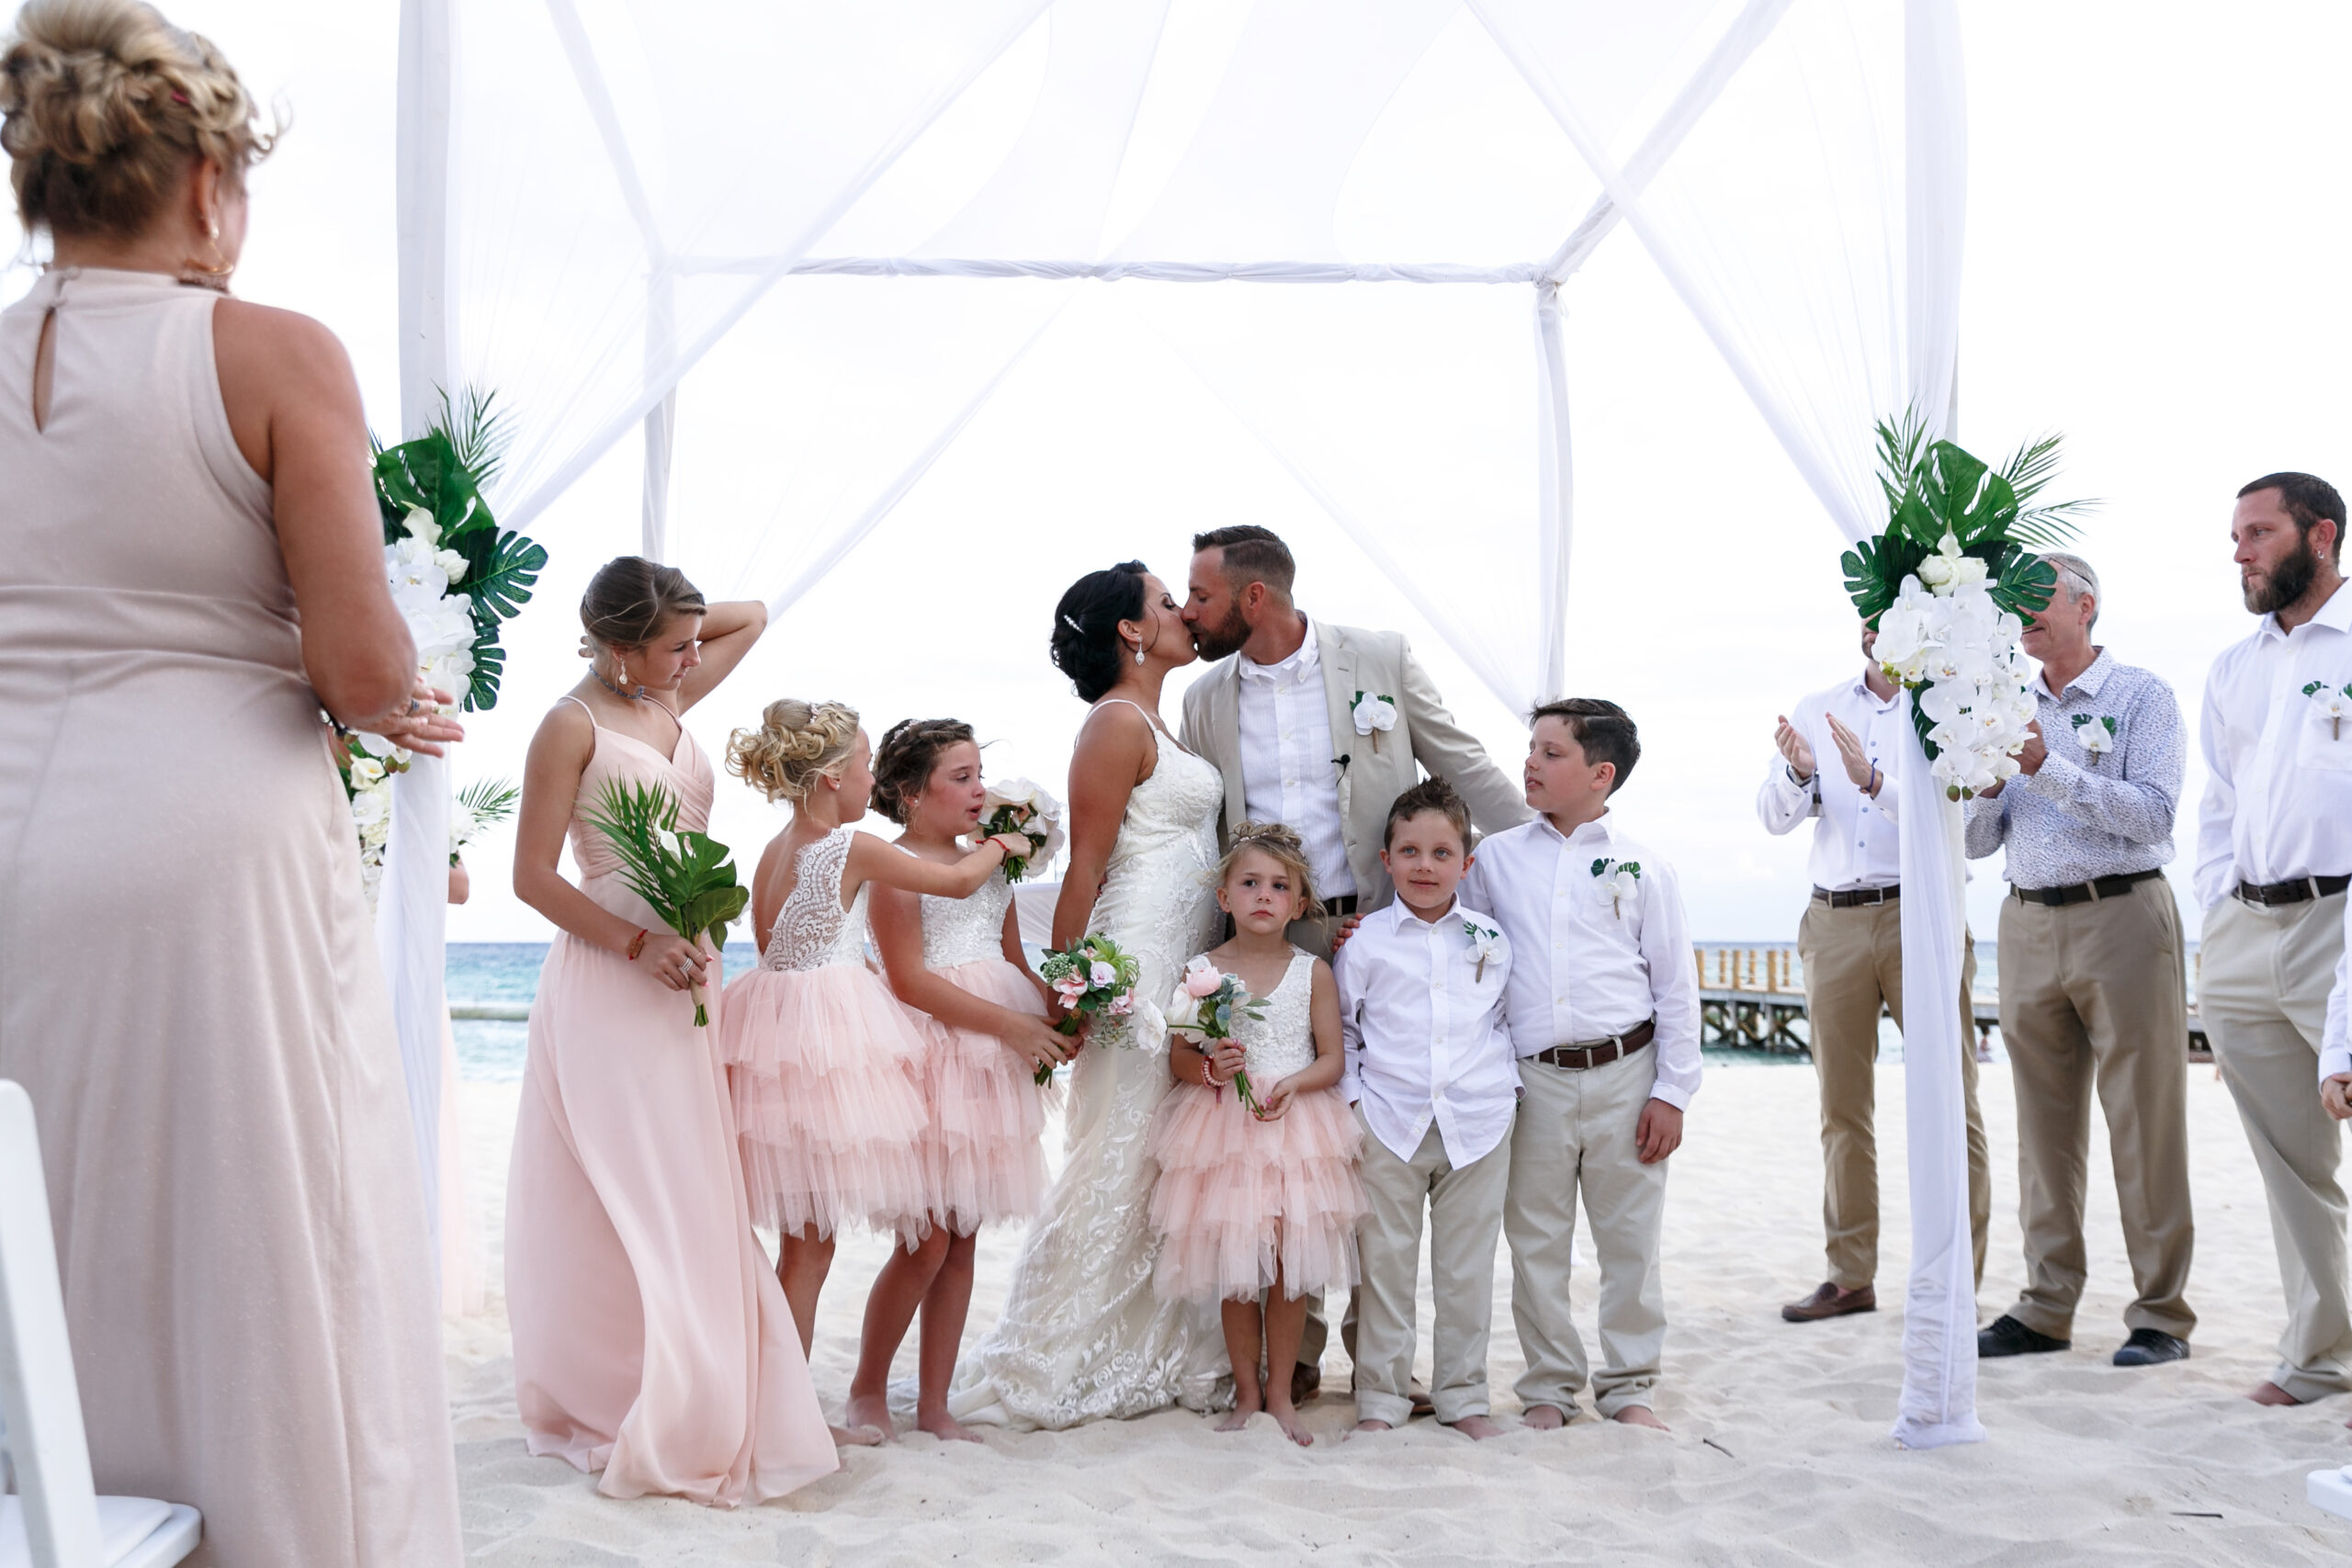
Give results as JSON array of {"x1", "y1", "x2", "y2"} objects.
[{"x1": 952, "y1": 561, "x2": 1231, "y2": 1427}]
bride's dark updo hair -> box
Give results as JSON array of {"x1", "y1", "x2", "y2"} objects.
[{"x1": 1049, "y1": 560, "x2": 1148, "y2": 703}]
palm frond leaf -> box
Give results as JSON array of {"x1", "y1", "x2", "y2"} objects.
[
  {"x1": 456, "y1": 776, "x2": 521, "y2": 827},
  {"x1": 432, "y1": 384, "x2": 514, "y2": 492}
]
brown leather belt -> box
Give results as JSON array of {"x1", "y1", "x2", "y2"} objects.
[
  {"x1": 2234, "y1": 874, "x2": 2352, "y2": 908},
  {"x1": 1814, "y1": 884, "x2": 1898, "y2": 908},
  {"x1": 1322, "y1": 894, "x2": 1361, "y2": 917},
  {"x1": 2011, "y1": 867, "x2": 2164, "y2": 908},
  {"x1": 1530, "y1": 1018, "x2": 1655, "y2": 1071}
]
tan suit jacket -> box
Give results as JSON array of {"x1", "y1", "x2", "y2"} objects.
[{"x1": 1177, "y1": 621, "x2": 1532, "y2": 912}]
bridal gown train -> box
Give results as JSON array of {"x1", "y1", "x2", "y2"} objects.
[{"x1": 953, "y1": 710, "x2": 1232, "y2": 1427}]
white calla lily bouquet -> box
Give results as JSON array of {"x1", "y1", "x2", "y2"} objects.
[
  {"x1": 1842, "y1": 417, "x2": 2093, "y2": 800},
  {"x1": 977, "y1": 777, "x2": 1065, "y2": 882}
]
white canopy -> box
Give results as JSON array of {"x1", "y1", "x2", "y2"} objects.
[{"x1": 391, "y1": 0, "x2": 1981, "y2": 1445}]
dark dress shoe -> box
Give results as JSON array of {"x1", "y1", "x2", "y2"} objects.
[
  {"x1": 1977, "y1": 1314, "x2": 2069, "y2": 1358},
  {"x1": 1291, "y1": 1361, "x2": 1322, "y2": 1404},
  {"x1": 1782, "y1": 1282, "x2": 1876, "y2": 1323},
  {"x1": 2112, "y1": 1329, "x2": 2188, "y2": 1367}
]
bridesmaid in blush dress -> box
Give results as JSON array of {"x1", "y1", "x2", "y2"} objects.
[
  {"x1": 0, "y1": 5, "x2": 462, "y2": 1562},
  {"x1": 504, "y1": 558, "x2": 841, "y2": 1503}
]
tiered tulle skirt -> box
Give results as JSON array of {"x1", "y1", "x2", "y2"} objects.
[
  {"x1": 922, "y1": 958, "x2": 1050, "y2": 1232},
  {"x1": 720, "y1": 963, "x2": 930, "y2": 1240},
  {"x1": 1146, "y1": 1080, "x2": 1366, "y2": 1303}
]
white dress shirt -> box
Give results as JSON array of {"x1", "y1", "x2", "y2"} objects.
[
  {"x1": 1336, "y1": 897, "x2": 1519, "y2": 1166},
  {"x1": 1237, "y1": 616, "x2": 1357, "y2": 899},
  {"x1": 2196, "y1": 581, "x2": 2352, "y2": 909},
  {"x1": 1756, "y1": 674, "x2": 1905, "y2": 891},
  {"x1": 1462, "y1": 811, "x2": 1703, "y2": 1111}
]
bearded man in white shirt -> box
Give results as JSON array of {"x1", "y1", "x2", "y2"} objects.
[
  {"x1": 1179, "y1": 524, "x2": 1530, "y2": 1397},
  {"x1": 1758, "y1": 626, "x2": 1992, "y2": 1325},
  {"x1": 2200, "y1": 471, "x2": 2352, "y2": 1410},
  {"x1": 1463, "y1": 698, "x2": 1702, "y2": 1431}
]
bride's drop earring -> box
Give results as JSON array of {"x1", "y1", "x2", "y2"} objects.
[{"x1": 1134, "y1": 640, "x2": 1146, "y2": 666}]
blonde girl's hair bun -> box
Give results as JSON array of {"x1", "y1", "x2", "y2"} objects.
[
  {"x1": 727, "y1": 698, "x2": 860, "y2": 803},
  {"x1": 3, "y1": 0, "x2": 277, "y2": 240},
  {"x1": 1218, "y1": 819, "x2": 1324, "y2": 920}
]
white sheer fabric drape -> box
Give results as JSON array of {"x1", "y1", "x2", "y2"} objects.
[{"x1": 403, "y1": 0, "x2": 1976, "y2": 1434}]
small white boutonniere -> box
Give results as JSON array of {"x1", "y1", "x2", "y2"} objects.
[
  {"x1": 1351, "y1": 690, "x2": 1397, "y2": 752},
  {"x1": 2071, "y1": 714, "x2": 2117, "y2": 759},
  {"x1": 1461, "y1": 917, "x2": 1501, "y2": 981},
  {"x1": 1591, "y1": 856, "x2": 1642, "y2": 920},
  {"x1": 2305, "y1": 680, "x2": 2352, "y2": 740}
]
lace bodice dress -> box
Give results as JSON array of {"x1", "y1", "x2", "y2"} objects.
[
  {"x1": 1145, "y1": 948, "x2": 1366, "y2": 1305},
  {"x1": 910, "y1": 871, "x2": 1050, "y2": 1229},
  {"x1": 954, "y1": 716, "x2": 1231, "y2": 1425},
  {"x1": 720, "y1": 827, "x2": 931, "y2": 1239}
]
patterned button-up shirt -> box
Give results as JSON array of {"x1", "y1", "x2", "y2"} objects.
[{"x1": 1962, "y1": 648, "x2": 2184, "y2": 889}]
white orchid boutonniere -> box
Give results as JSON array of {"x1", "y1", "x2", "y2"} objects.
[
  {"x1": 1351, "y1": 690, "x2": 1397, "y2": 752},
  {"x1": 2071, "y1": 714, "x2": 2117, "y2": 759},
  {"x1": 1590, "y1": 856, "x2": 1642, "y2": 920},
  {"x1": 2304, "y1": 680, "x2": 2352, "y2": 740},
  {"x1": 1461, "y1": 917, "x2": 1501, "y2": 981}
]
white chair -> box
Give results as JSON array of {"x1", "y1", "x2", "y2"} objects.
[
  {"x1": 2309, "y1": 1464, "x2": 2352, "y2": 1524},
  {"x1": 0, "y1": 1081, "x2": 200, "y2": 1568}
]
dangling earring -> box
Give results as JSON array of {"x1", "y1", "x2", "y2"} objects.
[
  {"x1": 183, "y1": 214, "x2": 233, "y2": 292},
  {"x1": 1135, "y1": 640, "x2": 1147, "y2": 666}
]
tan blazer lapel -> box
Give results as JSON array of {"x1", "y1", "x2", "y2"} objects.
[
  {"x1": 1318, "y1": 622, "x2": 1362, "y2": 862},
  {"x1": 1207, "y1": 658, "x2": 1248, "y2": 834}
]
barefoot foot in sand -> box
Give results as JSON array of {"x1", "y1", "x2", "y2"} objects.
[
  {"x1": 1445, "y1": 1415, "x2": 1505, "y2": 1441},
  {"x1": 1520, "y1": 1404, "x2": 1568, "y2": 1431},
  {"x1": 1352, "y1": 1418, "x2": 1393, "y2": 1436},
  {"x1": 1216, "y1": 1393, "x2": 1263, "y2": 1434},
  {"x1": 2250, "y1": 1381, "x2": 2302, "y2": 1407},
  {"x1": 915, "y1": 1409, "x2": 982, "y2": 1444},
  {"x1": 843, "y1": 1392, "x2": 896, "y2": 1439},
  {"x1": 1612, "y1": 1404, "x2": 1668, "y2": 1431},
  {"x1": 1268, "y1": 1403, "x2": 1314, "y2": 1448},
  {"x1": 831, "y1": 1423, "x2": 885, "y2": 1448}
]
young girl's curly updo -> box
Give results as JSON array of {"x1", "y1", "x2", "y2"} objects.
[
  {"x1": 1218, "y1": 820, "x2": 1324, "y2": 920},
  {"x1": 871, "y1": 717, "x2": 977, "y2": 826},
  {"x1": 2, "y1": 0, "x2": 275, "y2": 239},
  {"x1": 727, "y1": 698, "x2": 859, "y2": 803}
]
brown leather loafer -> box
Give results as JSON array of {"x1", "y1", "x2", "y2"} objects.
[{"x1": 1781, "y1": 1281, "x2": 1877, "y2": 1323}]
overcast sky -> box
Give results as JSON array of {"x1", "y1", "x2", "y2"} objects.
[{"x1": 10, "y1": 2, "x2": 2346, "y2": 945}]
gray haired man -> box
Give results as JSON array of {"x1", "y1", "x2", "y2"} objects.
[{"x1": 1963, "y1": 552, "x2": 2196, "y2": 1367}]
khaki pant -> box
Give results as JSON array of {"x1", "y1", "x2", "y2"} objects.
[
  {"x1": 2202, "y1": 890, "x2": 2352, "y2": 1401},
  {"x1": 1507, "y1": 1048, "x2": 1669, "y2": 1418},
  {"x1": 1795, "y1": 899, "x2": 1991, "y2": 1291},
  {"x1": 1998, "y1": 877, "x2": 2195, "y2": 1341},
  {"x1": 1351, "y1": 1112, "x2": 1510, "y2": 1426}
]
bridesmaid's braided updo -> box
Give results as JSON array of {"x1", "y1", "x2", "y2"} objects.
[
  {"x1": 727, "y1": 698, "x2": 859, "y2": 803},
  {"x1": 871, "y1": 717, "x2": 977, "y2": 826}
]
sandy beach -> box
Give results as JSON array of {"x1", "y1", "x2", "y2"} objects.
[{"x1": 446, "y1": 1064, "x2": 2351, "y2": 1564}]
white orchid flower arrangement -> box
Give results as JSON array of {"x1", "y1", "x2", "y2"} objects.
[
  {"x1": 2071, "y1": 714, "x2": 2118, "y2": 759},
  {"x1": 1591, "y1": 857, "x2": 1642, "y2": 920},
  {"x1": 1461, "y1": 916, "x2": 1502, "y2": 980},
  {"x1": 1842, "y1": 416, "x2": 2093, "y2": 801},
  {"x1": 1351, "y1": 690, "x2": 1398, "y2": 751},
  {"x1": 2305, "y1": 679, "x2": 2352, "y2": 740}
]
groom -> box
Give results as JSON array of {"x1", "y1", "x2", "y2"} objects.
[{"x1": 1178, "y1": 525, "x2": 1530, "y2": 1399}]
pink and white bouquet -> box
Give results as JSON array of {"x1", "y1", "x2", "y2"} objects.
[
  {"x1": 977, "y1": 777, "x2": 1065, "y2": 883},
  {"x1": 1035, "y1": 933, "x2": 1141, "y2": 1086},
  {"x1": 1167, "y1": 955, "x2": 1270, "y2": 1116}
]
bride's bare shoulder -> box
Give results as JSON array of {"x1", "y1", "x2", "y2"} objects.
[{"x1": 1071, "y1": 699, "x2": 1159, "y2": 788}]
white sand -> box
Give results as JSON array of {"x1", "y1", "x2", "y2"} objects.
[{"x1": 447, "y1": 1066, "x2": 2352, "y2": 1564}]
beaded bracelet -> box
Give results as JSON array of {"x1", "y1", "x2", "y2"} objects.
[{"x1": 626, "y1": 928, "x2": 648, "y2": 961}]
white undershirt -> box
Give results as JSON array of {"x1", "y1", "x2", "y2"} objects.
[{"x1": 1237, "y1": 616, "x2": 1358, "y2": 900}]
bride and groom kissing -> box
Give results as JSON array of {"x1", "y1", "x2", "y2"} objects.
[{"x1": 948, "y1": 524, "x2": 1532, "y2": 1429}]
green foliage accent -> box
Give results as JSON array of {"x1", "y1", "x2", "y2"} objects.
[
  {"x1": 456, "y1": 775, "x2": 521, "y2": 826},
  {"x1": 370, "y1": 384, "x2": 544, "y2": 713},
  {"x1": 584, "y1": 780, "x2": 751, "y2": 953}
]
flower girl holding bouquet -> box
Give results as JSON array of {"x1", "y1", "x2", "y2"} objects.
[
  {"x1": 1147, "y1": 823, "x2": 1365, "y2": 1447},
  {"x1": 719, "y1": 700, "x2": 1033, "y2": 1391},
  {"x1": 851, "y1": 719, "x2": 1072, "y2": 1440}
]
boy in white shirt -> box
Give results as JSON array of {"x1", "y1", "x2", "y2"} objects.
[
  {"x1": 1337, "y1": 778, "x2": 1520, "y2": 1439},
  {"x1": 1463, "y1": 698, "x2": 1702, "y2": 1431}
]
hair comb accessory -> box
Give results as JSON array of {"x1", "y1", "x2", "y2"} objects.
[{"x1": 1062, "y1": 614, "x2": 1084, "y2": 634}]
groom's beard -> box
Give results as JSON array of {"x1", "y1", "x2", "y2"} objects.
[
  {"x1": 2245, "y1": 534, "x2": 2320, "y2": 614},
  {"x1": 1191, "y1": 605, "x2": 1251, "y2": 661}
]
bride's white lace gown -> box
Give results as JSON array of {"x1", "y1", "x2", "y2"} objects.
[{"x1": 953, "y1": 719, "x2": 1231, "y2": 1427}]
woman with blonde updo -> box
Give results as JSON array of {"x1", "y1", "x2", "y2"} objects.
[
  {"x1": 503, "y1": 556, "x2": 845, "y2": 1502},
  {"x1": 0, "y1": 3, "x2": 462, "y2": 1562},
  {"x1": 718, "y1": 699, "x2": 1033, "y2": 1423}
]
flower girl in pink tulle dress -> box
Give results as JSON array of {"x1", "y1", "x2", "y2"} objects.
[
  {"x1": 1147, "y1": 823, "x2": 1364, "y2": 1449},
  {"x1": 719, "y1": 700, "x2": 1032, "y2": 1382},
  {"x1": 851, "y1": 718, "x2": 1072, "y2": 1440}
]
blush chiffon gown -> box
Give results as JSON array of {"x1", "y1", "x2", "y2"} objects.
[
  {"x1": 504, "y1": 696, "x2": 835, "y2": 1504},
  {"x1": 0, "y1": 266, "x2": 462, "y2": 1565}
]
